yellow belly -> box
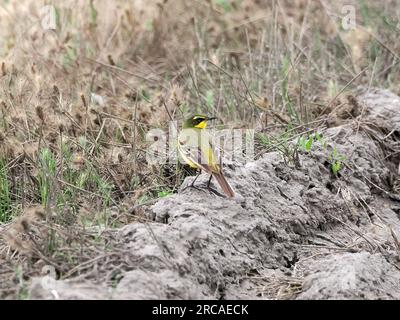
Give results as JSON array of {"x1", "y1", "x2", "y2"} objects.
[
  {"x1": 179, "y1": 148, "x2": 199, "y2": 169},
  {"x1": 178, "y1": 128, "x2": 220, "y2": 172}
]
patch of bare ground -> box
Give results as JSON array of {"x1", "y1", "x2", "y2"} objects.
[{"x1": 23, "y1": 88, "x2": 400, "y2": 299}]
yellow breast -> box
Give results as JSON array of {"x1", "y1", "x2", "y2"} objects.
[{"x1": 178, "y1": 128, "x2": 220, "y2": 172}]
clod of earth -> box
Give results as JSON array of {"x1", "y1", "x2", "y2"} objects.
[{"x1": 29, "y1": 88, "x2": 400, "y2": 299}]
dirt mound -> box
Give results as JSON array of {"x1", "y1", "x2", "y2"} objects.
[
  {"x1": 29, "y1": 88, "x2": 400, "y2": 300},
  {"x1": 298, "y1": 252, "x2": 400, "y2": 299}
]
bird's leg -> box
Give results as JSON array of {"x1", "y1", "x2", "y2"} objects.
[
  {"x1": 190, "y1": 170, "x2": 202, "y2": 187},
  {"x1": 207, "y1": 187, "x2": 226, "y2": 198},
  {"x1": 181, "y1": 170, "x2": 206, "y2": 194},
  {"x1": 206, "y1": 174, "x2": 213, "y2": 188},
  {"x1": 204, "y1": 174, "x2": 225, "y2": 197}
]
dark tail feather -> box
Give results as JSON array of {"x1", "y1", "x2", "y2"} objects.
[{"x1": 213, "y1": 172, "x2": 235, "y2": 198}]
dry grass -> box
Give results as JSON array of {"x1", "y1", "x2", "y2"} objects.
[{"x1": 1, "y1": 0, "x2": 400, "y2": 298}]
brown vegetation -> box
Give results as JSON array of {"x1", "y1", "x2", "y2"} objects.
[{"x1": 1, "y1": 0, "x2": 400, "y2": 299}]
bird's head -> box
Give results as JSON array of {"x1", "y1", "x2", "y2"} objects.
[{"x1": 183, "y1": 115, "x2": 216, "y2": 129}]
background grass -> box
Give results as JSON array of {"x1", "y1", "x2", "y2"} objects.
[{"x1": 0, "y1": 0, "x2": 400, "y2": 298}]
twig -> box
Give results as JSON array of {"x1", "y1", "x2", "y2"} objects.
[{"x1": 318, "y1": 67, "x2": 369, "y2": 116}]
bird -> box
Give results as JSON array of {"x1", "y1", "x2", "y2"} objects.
[{"x1": 177, "y1": 114, "x2": 235, "y2": 198}]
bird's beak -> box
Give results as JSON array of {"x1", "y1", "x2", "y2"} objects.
[{"x1": 207, "y1": 116, "x2": 217, "y2": 121}]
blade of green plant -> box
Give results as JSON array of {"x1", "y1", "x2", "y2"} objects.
[
  {"x1": 38, "y1": 148, "x2": 57, "y2": 207},
  {"x1": 0, "y1": 158, "x2": 12, "y2": 223}
]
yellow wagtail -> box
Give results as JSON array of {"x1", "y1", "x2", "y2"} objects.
[{"x1": 178, "y1": 115, "x2": 235, "y2": 198}]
